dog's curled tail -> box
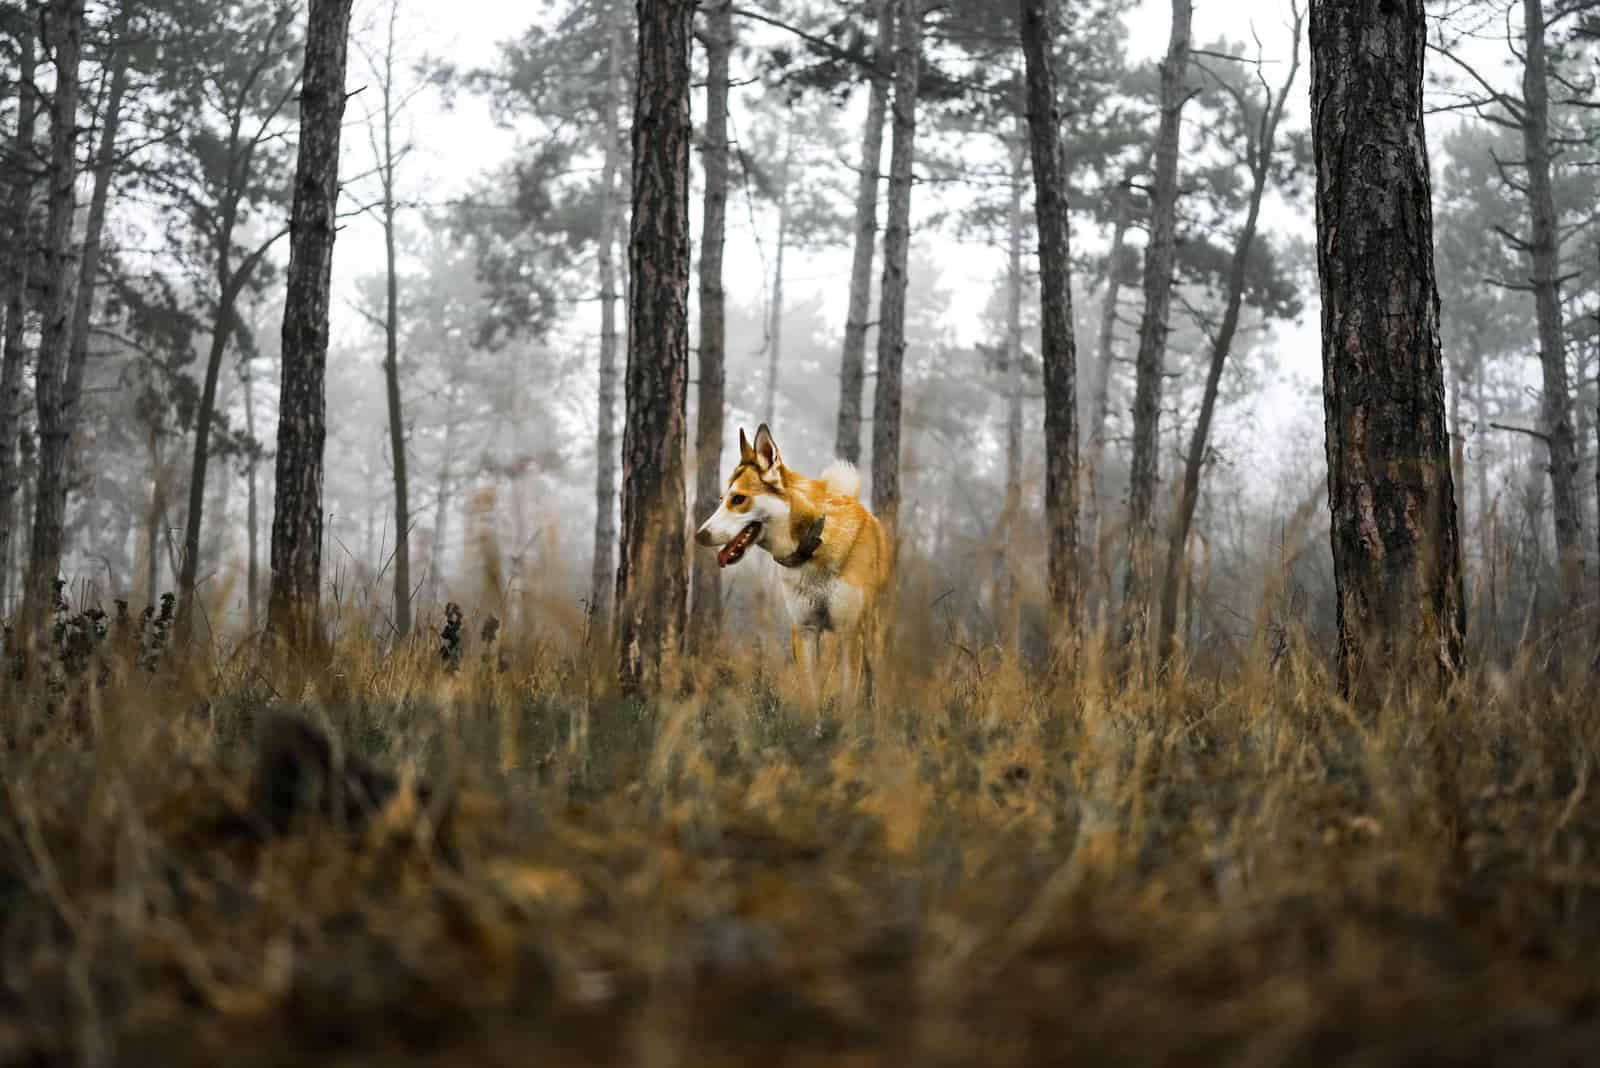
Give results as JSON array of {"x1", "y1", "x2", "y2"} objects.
[{"x1": 819, "y1": 459, "x2": 862, "y2": 499}]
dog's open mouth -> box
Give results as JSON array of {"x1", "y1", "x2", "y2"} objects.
[{"x1": 717, "y1": 522, "x2": 762, "y2": 568}]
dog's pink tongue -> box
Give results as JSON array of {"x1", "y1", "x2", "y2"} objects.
[{"x1": 717, "y1": 523, "x2": 758, "y2": 568}]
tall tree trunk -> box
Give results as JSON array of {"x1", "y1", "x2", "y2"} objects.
[
  {"x1": 1119, "y1": 0, "x2": 1191, "y2": 657},
  {"x1": 1310, "y1": 0, "x2": 1465, "y2": 697},
  {"x1": 24, "y1": 0, "x2": 85, "y2": 625},
  {"x1": 835, "y1": 0, "x2": 893, "y2": 465},
  {"x1": 1020, "y1": 0, "x2": 1080, "y2": 628},
  {"x1": 1082, "y1": 169, "x2": 1135, "y2": 570},
  {"x1": 689, "y1": 0, "x2": 730, "y2": 654},
  {"x1": 591, "y1": 0, "x2": 627, "y2": 628},
  {"x1": 615, "y1": 0, "x2": 696, "y2": 693},
  {"x1": 763, "y1": 114, "x2": 793, "y2": 425},
  {"x1": 269, "y1": 0, "x2": 354, "y2": 647},
  {"x1": 1520, "y1": 0, "x2": 1584, "y2": 611},
  {"x1": 1157, "y1": 16, "x2": 1301, "y2": 662},
  {"x1": 376, "y1": 0, "x2": 411, "y2": 638},
  {"x1": 243, "y1": 362, "x2": 259, "y2": 629},
  {"x1": 178, "y1": 279, "x2": 243, "y2": 629},
  {"x1": 0, "y1": 20, "x2": 37, "y2": 616},
  {"x1": 871, "y1": 0, "x2": 923, "y2": 537}
]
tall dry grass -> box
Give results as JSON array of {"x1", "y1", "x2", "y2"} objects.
[{"x1": 1, "y1": 543, "x2": 1598, "y2": 1066}]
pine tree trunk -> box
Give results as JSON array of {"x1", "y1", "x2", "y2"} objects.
[
  {"x1": 1020, "y1": 0, "x2": 1079, "y2": 627},
  {"x1": 0, "y1": 20, "x2": 37, "y2": 616},
  {"x1": 1310, "y1": 0, "x2": 1465, "y2": 697},
  {"x1": 1119, "y1": 0, "x2": 1190, "y2": 657},
  {"x1": 1520, "y1": 0, "x2": 1584, "y2": 611},
  {"x1": 688, "y1": 0, "x2": 730, "y2": 654},
  {"x1": 591, "y1": 0, "x2": 627, "y2": 628},
  {"x1": 1082, "y1": 170, "x2": 1135, "y2": 571},
  {"x1": 763, "y1": 116, "x2": 793, "y2": 426},
  {"x1": 269, "y1": 0, "x2": 354, "y2": 647},
  {"x1": 377, "y1": 1, "x2": 411, "y2": 638},
  {"x1": 615, "y1": 0, "x2": 696, "y2": 693},
  {"x1": 871, "y1": 0, "x2": 922, "y2": 537},
  {"x1": 1156, "y1": 23, "x2": 1299, "y2": 662},
  {"x1": 24, "y1": 0, "x2": 85, "y2": 624},
  {"x1": 835, "y1": 0, "x2": 892, "y2": 466}
]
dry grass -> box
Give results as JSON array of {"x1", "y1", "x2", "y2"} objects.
[{"x1": 3, "y1": 580, "x2": 1600, "y2": 1067}]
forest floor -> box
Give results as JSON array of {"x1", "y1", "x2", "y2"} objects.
[{"x1": 3, "y1": 604, "x2": 1600, "y2": 1067}]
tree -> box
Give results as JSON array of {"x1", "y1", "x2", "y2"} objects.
[
  {"x1": 1019, "y1": 0, "x2": 1079, "y2": 628},
  {"x1": 615, "y1": 0, "x2": 696, "y2": 693},
  {"x1": 269, "y1": 0, "x2": 354, "y2": 645},
  {"x1": 835, "y1": 0, "x2": 893, "y2": 465},
  {"x1": 1310, "y1": 0, "x2": 1465, "y2": 695},
  {"x1": 592, "y1": 0, "x2": 628, "y2": 630},
  {"x1": 0, "y1": 12, "x2": 37, "y2": 615},
  {"x1": 688, "y1": 0, "x2": 730, "y2": 654},
  {"x1": 1157, "y1": 9, "x2": 1304, "y2": 662},
  {"x1": 870, "y1": 0, "x2": 923, "y2": 537},
  {"x1": 23, "y1": 0, "x2": 86, "y2": 624},
  {"x1": 1119, "y1": 0, "x2": 1191, "y2": 656}
]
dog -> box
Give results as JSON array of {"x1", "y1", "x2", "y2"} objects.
[{"x1": 694, "y1": 424, "x2": 890, "y2": 710}]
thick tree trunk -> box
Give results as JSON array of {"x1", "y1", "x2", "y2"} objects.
[
  {"x1": 376, "y1": 2, "x2": 411, "y2": 638},
  {"x1": 1520, "y1": 0, "x2": 1584, "y2": 610},
  {"x1": 1119, "y1": 0, "x2": 1190, "y2": 656},
  {"x1": 591, "y1": 0, "x2": 627, "y2": 628},
  {"x1": 1156, "y1": 20, "x2": 1300, "y2": 662},
  {"x1": 1021, "y1": 0, "x2": 1079, "y2": 627},
  {"x1": 688, "y1": 0, "x2": 730, "y2": 654},
  {"x1": 0, "y1": 21, "x2": 37, "y2": 615},
  {"x1": 1310, "y1": 0, "x2": 1465, "y2": 697},
  {"x1": 835, "y1": 0, "x2": 892, "y2": 466},
  {"x1": 269, "y1": 0, "x2": 353, "y2": 647},
  {"x1": 615, "y1": 0, "x2": 696, "y2": 693},
  {"x1": 763, "y1": 116, "x2": 793, "y2": 426},
  {"x1": 871, "y1": 0, "x2": 922, "y2": 536},
  {"x1": 24, "y1": 0, "x2": 85, "y2": 625}
]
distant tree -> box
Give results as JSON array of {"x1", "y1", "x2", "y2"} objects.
[
  {"x1": 870, "y1": 0, "x2": 923, "y2": 536},
  {"x1": 1120, "y1": 0, "x2": 1191, "y2": 657},
  {"x1": 24, "y1": 0, "x2": 86, "y2": 625},
  {"x1": 615, "y1": 0, "x2": 696, "y2": 693},
  {"x1": 0, "y1": 11, "x2": 37, "y2": 614},
  {"x1": 269, "y1": 0, "x2": 354, "y2": 646},
  {"x1": 689, "y1": 0, "x2": 731, "y2": 654},
  {"x1": 1019, "y1": 0, "x2": 1079, "y2": 629},
  {"x1": 1310, "y1": 0, "x2": 1465, "y2": 695},
  {"x1": 1157, "y1": 9, "x2": 1304, "y2": 663}
]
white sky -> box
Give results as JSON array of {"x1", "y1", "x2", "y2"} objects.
[{"x1": 324, "y1": 0, "x2": 1507, "y2": 488}]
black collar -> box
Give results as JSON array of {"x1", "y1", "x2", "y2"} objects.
[{"x1": 773, "y1": 513, "x2": 825, "y2": 568}]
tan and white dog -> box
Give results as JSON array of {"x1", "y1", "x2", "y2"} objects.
[{"x1": 695, "y1": 424, "x2": 890, "y2": 707}]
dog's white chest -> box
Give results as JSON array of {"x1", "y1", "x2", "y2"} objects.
[{"x1": 778, "y1": 565, "x2": 863, "y2": 633}]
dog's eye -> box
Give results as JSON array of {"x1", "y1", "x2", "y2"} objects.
[{"x1": 729, "y1": 493, "x2": 747, "y2": 507}]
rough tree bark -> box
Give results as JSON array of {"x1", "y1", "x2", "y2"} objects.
[
  {"x1": 763, "y1": 114, "x2": 793, "y2": 425},
  {"x1": 0, "y1": 19, "x2": 37, "y2": 615},
  {"x1": 615, "y1": 0, "x2": 696, "y2": 693},
  {"x1": 1119, "y1": 0, "x2": 1190, "y2": 656},
  {"x1": 871, "y1": 0, "x2": 922, "y2": 537},
  {"x1": 834, "y1": 0, "x2": 892, "y2": 466},
  {"x1": 591, "y1": 0, "x2": 627, "y2": 628},
  {"x1": 269, "y1": 0, "x2": 353, "y2": 647},
  {"x1": 1519, "y1": 0, "x2": 1584, "y2": 610},
  {"x1": 1156, "y1": 12, "x2": 1301, "y2": 662},
  {"x1": 24, "y1": 0, "x2": 85, "y2": 624},
  {"x1": 1021, "y1": 0, "x2": 1080, "y2": 628},
  {"x1": 1310, "y1": 0, "x2": 1465, "y2": 697},
  {"x1": 688, "y1": 0, "x2": 730, "y2": 654},
  {"x1": 373, "y1": 0, "x2": 412, "y2": 637}
]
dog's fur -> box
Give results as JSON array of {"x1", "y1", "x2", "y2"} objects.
[{"x1": 695, "y1": 424, "x2": 890, "y2": 707}]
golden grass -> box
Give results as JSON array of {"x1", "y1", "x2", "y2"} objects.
[{"x1": 2, "y1": 571, "x2": 1599, "y2": 1067}]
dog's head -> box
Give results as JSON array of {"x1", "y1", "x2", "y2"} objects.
[{"x1": 695, "y1": 424, "x2": 792, "y2": 568}]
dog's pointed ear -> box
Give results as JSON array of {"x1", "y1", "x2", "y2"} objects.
[
  {"x1": 738, "y1": 427, "x2": 756, "y2": 464},
  {"x1": 752, "y1": 422, "x2": 784, "y2": 470}
]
